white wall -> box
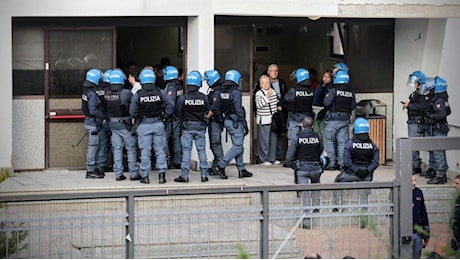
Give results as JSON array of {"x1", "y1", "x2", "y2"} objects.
[{"x1": 2, "y1": 0, "x2": 460, "y2": 169}]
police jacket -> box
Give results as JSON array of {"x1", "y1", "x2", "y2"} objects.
[
  {"x1": 406, "y1": 91, "x2": 431, "y2": 123},
  {"x1": 164, "y1": 79, "x2": 184, "y2": 117},
  {"x1": 312, "y1": 80, "x2": 332, "y2": 107},
  {"x1": 82, "y1": 80, "x2": 106, "y2": 127},
  {"x1": 104, "y1": 84, "x2": 133, "y2": 130},
  {"x1": 208, "y1": 82, "x2": 223, "y2": 123},
  {"x1": 220, "y1": 80, "x2": 245, "y2": 122},
  {"x1": 425, "y1": 92, "x2": 450, "y2": 126},
  {"x1": 129, "y1": 83, "x2": 174, "y2": 125},
  {"x1": 176, "y1": 85, "x2": 209, "y2": 131},
  {"x1": 284, "y1": 81, "x2": 314, "y2": 114},
  {"x1": 343, "y1": 133, "x2": 379, "y2": 177},
  {"x1": 285, "y1": 128, "x2": 323, "y2": 171},
  {"x1": 323, "y1": 83, "x2": 356, "y2": 121},
  {"x1": 96, "y1": 81, "x2": 109, "y2": 116},
  {"x1": 413, "y1": 187, "x2": 429, "y2": 233}
]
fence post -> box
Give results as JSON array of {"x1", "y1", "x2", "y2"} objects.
[
  {"x1": 126, "y1": 195, "x2": 135, "y2": 259},
  {"x1": 260, "y1": 189, "x2": 269, "y2": 259}
]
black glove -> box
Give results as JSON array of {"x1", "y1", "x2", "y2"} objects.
[
  {"x1": 356, "y1": 169, "x2": 370, "y2": 178},
  {"x1": 244, "y1": 126, "x2": 249, "y2": 136}
]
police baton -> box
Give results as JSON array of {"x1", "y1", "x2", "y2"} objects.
[{"x1": 73, "y1": 131, "x2": 88, "y2": 148}]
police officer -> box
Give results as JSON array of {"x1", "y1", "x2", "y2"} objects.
[
  {"x1": 129, "y1": 68, "x2": 174, "y2": 184},
  {"x1": 82, "y1": 69, "x2": 105, "y2": 179},
  {"x1": 174, "y1": 71, "x2": 210, "y2": 183},
  {"x1": 204, "y1": 69, "x2": 224, "y2": 176},
  {"x1": 412, "y1": 174, "x2": 430, "y2": 258},
  {"x1": 323, "y1": 69, "x2": 356, "y2": 171},
  {"x1": 105, "y1": 68, "x2": 139, "y2": 181},
  {"x1": 284, "y1": 68, "x2": 314, "y2": 144},
  {"x1": 401, "y1": 71, "x2": 431, "y2": 175},
  {"x1": 285, "y1": 116, "x2": 324, "y2": 229},
  {"x1": 95, "y1": 69, "x2": 112, "y2": 174},
  {"x1": 426, "y1": 76, "x2": 451, "y2": 184},
  {"x1": 334, "y1": 118, "x2": 379, "y2": 228},
  {"x1": 217, "y1": 69, "x2": 253, "y2": 179},
  {"x1": 163, "y1": 66, "x2": 183, "y2": 169},
  {"x1": 332, "y1": 61, "x2": 349, "y2": 75}
]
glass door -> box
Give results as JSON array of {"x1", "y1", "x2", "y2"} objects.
[{"x1": 45, "y1": 27, "x2": 115, "y2": 168}]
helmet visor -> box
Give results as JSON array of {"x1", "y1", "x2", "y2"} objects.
[
  {"x1": 419, "y1": 77, "x2": 435, "y2": 94},
  {"x1": 407, "y1": 75, "x2": 420, "y2": 88}
]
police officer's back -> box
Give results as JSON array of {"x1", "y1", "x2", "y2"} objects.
[{"x1": 174, "y1": 71, "x2": 210, "y2": 183}]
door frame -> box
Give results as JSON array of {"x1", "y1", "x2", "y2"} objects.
[{"x1": 44, "y1": 26, "x2": 116, "y2": 168}]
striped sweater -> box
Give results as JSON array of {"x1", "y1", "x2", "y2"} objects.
[{"x1": 255, "y1": 88, "x2": 279, "y2": 125}]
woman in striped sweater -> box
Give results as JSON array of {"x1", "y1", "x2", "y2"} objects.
[{"x1": 255, "y1": 75, "x2": 280, "y2": 166}]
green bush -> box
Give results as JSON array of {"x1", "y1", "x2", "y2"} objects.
[
  {"x1": 0, "y1": 222, "x2": 29, "y2": 258},
  {"x1": 0, "y1": 169, "x2": 9, "y2": 184}
]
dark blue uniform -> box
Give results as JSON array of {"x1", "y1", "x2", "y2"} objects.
[
  {"x1": 406, "y1": 91, "x2": 432, "y2": 173},
  {"x1": 175, "y1": 85, "x2": 210, "y2": 181},
  {"x1": 323, "y1": 83, "x2": 356, "y2": 169},
  {"x1": 452, "y1": 194, "x2": 460, "y2": 253},
  {"x1": 207, "y1": 82, "x2": 224, "y2": 174},
  {"x1": 130, "y1": 83, "x2": 174, "y2": 183},
  {"x1": 164, "y1": 79, "x2": 184, "y2": 168},
  {"x1": 285, "y1": 127, "x2": 324, "y2": 213},
  {"x1": 334, "y1": 133, "x2": 379, "y2": 209},
  {"x1": 82, "y1": 80, "x2": 106, "y2": 176},
  {"x1": 105, "y1": 84, "x2": 138, "y2": 179},
  {"x1": 412, "y1": 186, "x2": 430, "y2": 258},
  {"x1": 218, "y1": 80, "x2": 252, "y2": 178},
  {"x1": 284, "y1": 81, "x2": 314, "y2": 142},
  {"x1": 95, "y1": 81, "x2": 111, "y2": 173},
  {"x1": 425, "y1": 92, "x2": 450, "y2": 183}
]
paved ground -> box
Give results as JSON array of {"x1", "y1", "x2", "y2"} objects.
[{"x1": 0, "y1": 162, "x2": 453, "y2": 194}]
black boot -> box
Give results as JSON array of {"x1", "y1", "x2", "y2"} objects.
[
  {"x1": 174, "y1": 176, "x2": 189, "y2": 183},
  {"x1": 140, "y1": 176, "x2": 150, "y2": 184},
  {"x1": 86, "y1": 170, "x2": 104, "y2": 179},
  {"x1": 424, "y1": 168, "x2": 435, "y2": 179},
  {"x1": 207, "y1": 167, "x2": 218, "y2": 176},
  {"x1": 217, "y1": 167, "x2": 228, "y2": 179},
  {"x1": 159, "y1": 173, "x2": 166, "y2": 184},
  {"x1": 427, "y1": 176, "x2": 446, "y2": 185},
  {"x1": 238, "y1": 169, "x2": 253, "y2": 178},
  {"x1": 413, "y1": 167, "x2": 422, "y2": 174}
]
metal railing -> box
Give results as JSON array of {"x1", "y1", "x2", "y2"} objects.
[{"x1": 1, "y1": 183, "x2": 397, "y2": 259}]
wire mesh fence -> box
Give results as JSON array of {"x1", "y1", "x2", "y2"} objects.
[{"x1": 0, "y1": 184, "x2": 396, "y2": 259}]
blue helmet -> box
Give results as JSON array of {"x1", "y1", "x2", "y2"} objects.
[
  {"x1": 204, "y1": 69, "x2": 221, "y2": 87},
  {"x1": 102, "y1": 69, "x2": 112, "y2": 83},
  {"x1": 333, "y1": 62, "x2": 349, "y2": 73},
  {"x1": 353, "y1": 117, "x2": 370, "y2": 134},
  {"x1": 407, "y1": 70, "x2": 426, "y2": 87},
  {"x1": 421, "y1": 77, "x2": 435, "y2": 94},
  {"x1": 291, "y1": 68, "x2": 310, "y2": 83},
  {"x1": 163, "y1": 66, "x2": 179, "y2": 80},
  {"x1": 333, "y1": 69, "x2": 350, "y2": 84},
  {"x1": 139, "y1": 69, "x2": 156, "y2": 84},
  {"x1": 186, "y1": 71, "x2": 202, "y2": 87},
  {"x1": 109, "y1": 68, "x2": 126, "y2": 85},
  {"x1": 225, "y1": 70, "x2": 241, "y2": 85},
  {"x1": 86, "y1": 69, "x2": 102, "y2": 85},
  {"x1": 434, "y1": 76, "x2": 447, "y2": 94}
]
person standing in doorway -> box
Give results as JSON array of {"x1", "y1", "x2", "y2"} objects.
[
  {"x1": 312, "y1": 69, "x2": 333, "y2": 141},
  {"x1": 255, "y1": 74, "x2": 279, "y2": 166}
]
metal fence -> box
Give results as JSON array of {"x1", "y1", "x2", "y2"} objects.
[{"x1": 1, "y1": 183, "x2": 396, "y2": 259}]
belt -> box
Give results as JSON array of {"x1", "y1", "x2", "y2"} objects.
[{"x1": 110, "y1": 117, "x2": 130, "y2": 122}]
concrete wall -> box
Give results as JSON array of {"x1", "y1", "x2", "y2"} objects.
[{"x1": 2, "y1": 0, "x2": 460, "y2": 169}]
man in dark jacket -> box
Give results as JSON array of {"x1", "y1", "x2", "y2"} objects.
[{"x1": 412, "y1": 174, "x2": 430, "y2": 258}]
